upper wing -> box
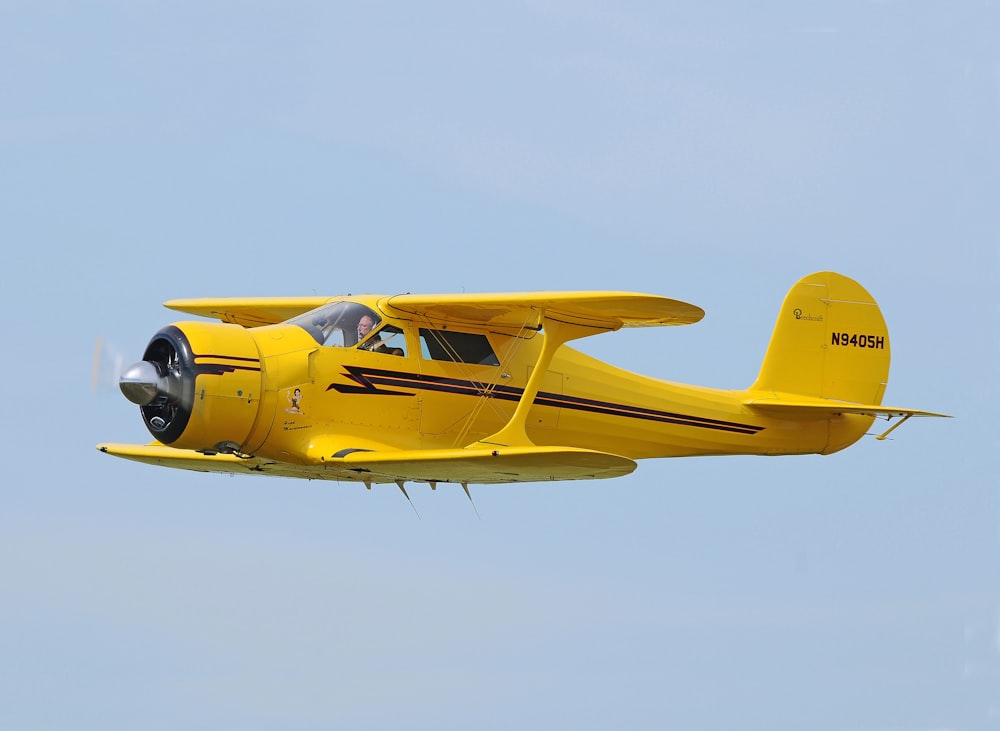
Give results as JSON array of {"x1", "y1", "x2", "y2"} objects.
[
  {"x1": 162, "y1": 291, "x2": 704, "y2": 331},
  {"x1": 381, "y1": 291, "x2": 704, "y2": 331},
  {"x1": 163, "y1": 297, "x2": 333, "y2": 327}
]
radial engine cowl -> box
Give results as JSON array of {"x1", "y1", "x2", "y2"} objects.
[{"x1": 120, "y1": 323, "x2": 263, "y2": 450}]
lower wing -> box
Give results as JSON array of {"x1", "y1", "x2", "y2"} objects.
[
  {"x1": 97, "y1": 443, "x2": 636, "y2": 485},
  {"x1": 332, "y1": 445, "x2": 636, "y2": 484}
]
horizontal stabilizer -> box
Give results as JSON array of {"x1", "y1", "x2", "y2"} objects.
[{"x1": 744, "y1": 398, "x2": 951, "y2": 419}]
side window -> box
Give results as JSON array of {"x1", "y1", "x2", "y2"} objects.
[
  {"x1": 419, "y1": 329, "x2": 499, "y2": 365},
  {"x1": 358, "y1": 324, "x2": 406, "y2": 356}
]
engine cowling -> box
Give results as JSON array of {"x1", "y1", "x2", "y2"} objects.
[{"x1": 120, "y1": 322, "x2": 263, "y2": 453}]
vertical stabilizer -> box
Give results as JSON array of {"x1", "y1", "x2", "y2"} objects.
[{"x1": 750, "y1": 272, "x2": 890, "y2": 405}]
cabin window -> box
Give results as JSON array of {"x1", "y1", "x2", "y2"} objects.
[
  {"x1": 419, "y1": 329, "x2": 499, "y2": 365},
  {"x1": 359, "y1": 324, "x2": 406, "y2": 356}
]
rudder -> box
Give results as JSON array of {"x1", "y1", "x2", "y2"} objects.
[{"x1": 750, "y1": 272, "x2": 890, "y2": 405}]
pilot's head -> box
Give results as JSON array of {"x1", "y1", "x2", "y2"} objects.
[{"x1": 357, "y1": 315, "x2": 375, "y2": 338}]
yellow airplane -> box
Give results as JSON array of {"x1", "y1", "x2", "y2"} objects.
[{"x1": 97, "y1": 272, "x2": 948, "y2": 490}]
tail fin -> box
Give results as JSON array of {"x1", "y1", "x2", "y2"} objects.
[{"x1": 750, "y1": 271, "x2": 890, "y2": 404}]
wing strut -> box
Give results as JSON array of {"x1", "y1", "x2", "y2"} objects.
[{"x1": 470, "y1": 317, "x2": 603, "y2": 449}]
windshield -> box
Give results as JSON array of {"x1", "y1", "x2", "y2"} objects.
[{"x1": 288, "y1": 301, "x2": 383, "y2": 347}]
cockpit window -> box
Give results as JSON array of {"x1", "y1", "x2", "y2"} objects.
[
  {"x1": 289, "y1": 302, "x2": 382, "y2": 347},
  {"x1": 289, "y1": 302, "x2": 406, "y2": 355}
]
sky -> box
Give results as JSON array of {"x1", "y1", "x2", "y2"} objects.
[{"x1": 1, "y1": 1, "x2": 998, "y2": 729}]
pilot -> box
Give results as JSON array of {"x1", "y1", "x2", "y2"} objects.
[
  {"x1": 357, "y1": 314, "x2": 387, "y2": 352},
  {"x1": 357, "y1": 314, "x2": 404, "y2": 355}
]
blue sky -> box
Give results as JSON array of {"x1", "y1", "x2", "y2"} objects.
[{"x1": 2, "y1": 2, "x2": 997, "y2": 729}]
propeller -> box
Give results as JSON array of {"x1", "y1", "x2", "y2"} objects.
[
  {"x1": 92, "y1": 329, "x2": 195, "y2": 444},
  {"x1": 91, "y1": 336, "x2": 128, "y2": 394}
]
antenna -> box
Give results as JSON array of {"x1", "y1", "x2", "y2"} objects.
[
  {"x1": 396, "y1": 480, "x2": 420, "y2": 519},
  {"x1": 461, "y1": 481, "x2": 481, "y2": 520}
]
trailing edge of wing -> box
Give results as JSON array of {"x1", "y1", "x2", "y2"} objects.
[
  {"x1": 381, "y1": 291, "x2": 704, "y2": 331},
  {"x1": 163, "y1": 297, "x2": 334, "y2": 327},
  {"x1": 743, "y1": 398, "x2": 952, "y2": 419},
  {"x1": 335, "y1": 446, "x2": 637, "y2": 484}
]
